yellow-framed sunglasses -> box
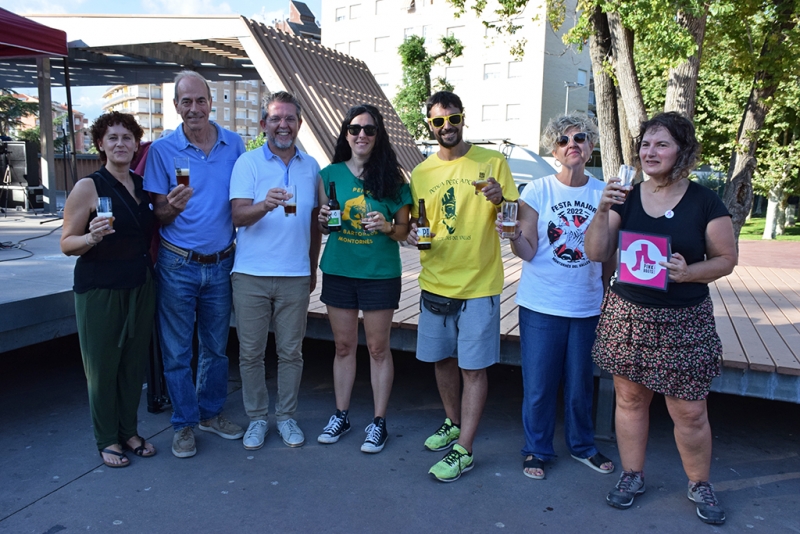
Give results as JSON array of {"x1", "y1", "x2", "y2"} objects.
[{"x1": 427, "y1": 113, "x2": 464, "y2": 128}]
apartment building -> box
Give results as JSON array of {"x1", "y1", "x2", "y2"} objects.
[
  {"x1": 321, "y1": 0, "x2": 593, "y2": 156},
  {"x1": 13, "y1": 93, "x2": 89, "y2": 153},
  {"x1": 102, "y1": 79, "x2": 267, "y2": 144}
]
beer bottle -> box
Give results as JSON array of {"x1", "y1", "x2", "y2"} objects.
[
  {"x1": 417, "y1": 199, "x2": 431, "y2": 250},
  {"x1": 328, "y1": 182, "x2": 342, "y2": 232}
]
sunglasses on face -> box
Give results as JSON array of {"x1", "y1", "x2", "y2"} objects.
[
  {"x1": 347, "y1": 124, "x2": 378, "y2": 136},
  {"x1": 427, "y1": 113, "x2": 464, "y2": 128},
  {"x1": 555, "y1": 132, "x2": 588, "y2": 147}
]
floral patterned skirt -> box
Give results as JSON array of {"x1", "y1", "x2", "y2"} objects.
[{"x1": 591, "y1": 290, "x2": 721, "y2": 401}]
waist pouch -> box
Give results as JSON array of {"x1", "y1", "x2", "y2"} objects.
[{"x1": 421, "y1": 290, "x2": 464, "y2": 315}]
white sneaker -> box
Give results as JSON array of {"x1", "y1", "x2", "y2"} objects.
[
  {"x1": 243, "y1": 420, "x2": 268, "y2": 450},
  {"x1": 277, "y1": 418, "x2": 305, "y2": 447}
]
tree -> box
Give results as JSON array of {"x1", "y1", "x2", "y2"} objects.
[
  {"x1": 393, "y1": 35, "x2": 464, "y2": 139},
  {"x1": 16, "y1": 114, "x2": 67, "y2": 151},
  {"x1": 0, "y1": 88, "x2": 38, "y2": 136}
]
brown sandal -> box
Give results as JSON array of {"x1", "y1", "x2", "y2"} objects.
[{"x1": 125, "y1": 436, "x2": 156, "y2": 457}]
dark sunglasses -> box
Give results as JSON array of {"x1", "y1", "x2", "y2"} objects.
[
  {"x1": 347, "y1": 124, "x2": 378, "y2": 136},
  {"x1": 555, "y1": 132, "x2": 588, "y2": 147},
  {"x1": 427, "y1": 113, "x2": 464, "y2": 128}
]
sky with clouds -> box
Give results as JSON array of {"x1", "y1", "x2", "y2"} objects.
[{"x1": 6, "y1": 0, "x2": 322, "y2": 122}]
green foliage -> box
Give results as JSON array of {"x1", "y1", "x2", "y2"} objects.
[
  {"x1": 246, "y1": 133, "x2": 266, "y2": 151},
  {"x1": 0, "y1": 88, "x2": 38, "y2": 136},
  {"x1": 739, "y1": 217, "x2": 800, "y2": 240},
  {"x1": 393, "y1": 35, "x2": 464, "y2": 140},
  {"x1": 15, "y1": 114, "x2": 67, "y2": 151}
]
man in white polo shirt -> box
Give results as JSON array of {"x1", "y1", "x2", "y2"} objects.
[{"x1": 229, "y1": 91, "x2": 321, "y2": 450}]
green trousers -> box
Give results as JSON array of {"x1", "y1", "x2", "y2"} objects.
[{"x1": 74, "y1": 272, "x2": 155, "y2": 450}]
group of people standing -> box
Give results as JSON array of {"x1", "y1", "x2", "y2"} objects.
[{"x1": 60, "y1": 68, "x2": 735, "y2": 525}]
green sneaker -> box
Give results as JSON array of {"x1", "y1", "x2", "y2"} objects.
[
  {"x1": 424, "y1": 418, "x2": 460, "y2": 451},
  {"x1": 429, "y1": 444, "x2": 474, "y2": 482}
]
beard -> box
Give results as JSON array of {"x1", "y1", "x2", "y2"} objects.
[
  {"x1": 268, "y1": 133, "x2": 295, "y2": 150},
  {"x1": 434, "y1": 127, "x2": 461, "y2": 149}
]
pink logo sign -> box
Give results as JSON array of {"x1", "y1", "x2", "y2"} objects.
[{"x1": 617, "y1": 231, "x2": 671, "y2": 291}]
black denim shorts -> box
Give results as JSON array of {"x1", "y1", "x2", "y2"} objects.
[{"x1": 320, "y1": 272, "x2": 402, "y2": 311}]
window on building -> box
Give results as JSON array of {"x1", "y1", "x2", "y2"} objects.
[
  {"x1": 236, "y1": 108, "x2": 246, "y2": 119},
  {"x1": 249, "y1": 92, "x2": 258, "y2": 104},
  {"x1": 506, "y1": 104, "x2": 522, "y2": 121},
  {"x1": 485, "y1": 21, "x2": 500, "y2": 38},
  {"x1": 445, "y1": 66, "x2": 463, "y2": 83},
  {"x1": 248, "y1": 127, "x2": 258, "y2": 137},
  {"x1": 210, "y1": 107, "x2": 217, "y2": 121},
  {"x1": 374, "y1": 73, "x2": 389, "y2": 88},
  {"x1": 336, "y1": 7, "x2": 346, "y2": 21},
  {"x1": 404, "y1": 27, "x2": 415, "y2": 40},
  {"x1": 508, "y1": 61, "x2": 523, "y2": 78},
  {"x1": 224, "y1": 107, "x2": 231, "y2": 121},
  {"x1": 210, "y1": 88, "x2": 217, "y2": 100},
  {"x1": 153, "y1": 103, "x2": 162, "y2": 114},
  {"x1": 375, "y1": 0, "x2": 386, "y2": 15},
  {"x1": 335, "y1": 42, "x2": 347, "y2": 52},
  {"x1": 350, "y1": 4, "x2": 361, "y2": 19},
  {"x1": 224, "y1": 81, "x2": 231, "y2": 85},
  {"x1": 422, "y1": 25, "x2": 431, "y2": 39},
  {"x1": 248, "y1": 109, "x2": 258, "y2": 122},
  {"x1": 577, "y1": 69, "x2": 588, "y2": 87},
  {"x1": 482, "y1": 105, "x2": 500, "y2": 121},
  {"x1": 374, "y1": 36, "x2": 389, "y2": 53},
  {"x1": 348, "y1": 41, "x2": 360, "y2": 55},
  {"x1": 483, "y1": 63, "x2": 501, "y2": 80},
  {"x1": 223, "y1": 90, "x2": 230, "y2": 103},
  {"x1": 446, "y1": 26, "x2": 465, "y2": 39},
  {"x1": 237, "y1": 126, "x2": 247, "y2": 136},
  {"x1": 236, "y1": 90, "x2": 246, "y2": 101}
]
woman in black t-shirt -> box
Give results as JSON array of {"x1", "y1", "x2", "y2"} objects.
[
  {"x1": 585, "y1": 112, "x2": 737, "y2": 525},
  {"x1": 61, "y1": 112, "x2": 155, "y2": 468}
]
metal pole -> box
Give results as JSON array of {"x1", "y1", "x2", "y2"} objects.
[{"x1": 63, "y1": 56, "x2": 78, "y2": 190}]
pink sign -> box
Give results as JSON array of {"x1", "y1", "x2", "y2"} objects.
[{"x1": 617, "y1": 231, "x2": 671, "y2": 291}]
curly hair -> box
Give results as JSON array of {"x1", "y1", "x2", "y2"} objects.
[
  {"x1": 634, "y1": 112, "x2": 701, "y2": 184},
  {"x1": 540, "y1": 113, "x2": 599, "y2": 153},
  {"x1": 90, "y1": 112, "x2": 144, "y2": 164},
  {"x1": 426, "y1": 91, "x2": 464, "y2": 117},
  {"x1": 332, "y1": 104, "x2": 404, "y2": 201}
]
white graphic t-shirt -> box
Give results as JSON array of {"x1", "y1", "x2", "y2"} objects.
[{"x1": 515, "y1": 174, "x2": 606, "y2": 318}]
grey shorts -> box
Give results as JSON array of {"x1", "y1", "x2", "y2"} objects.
[{"x1": 416, "y1": 294, "x2": 500, "y2": 370}]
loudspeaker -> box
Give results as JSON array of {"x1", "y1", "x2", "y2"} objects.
[{"x1": 1, "y1": 141, "x2": 39, "y2": 186}]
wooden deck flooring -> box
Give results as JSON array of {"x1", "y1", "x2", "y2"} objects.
[{"x1": 309, "y1": 241, "x2": 800, "y2": 377}]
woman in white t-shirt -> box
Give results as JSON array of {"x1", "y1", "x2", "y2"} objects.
[{"x1": 499, "y1": 113, "x2": 615, "y2": 480}]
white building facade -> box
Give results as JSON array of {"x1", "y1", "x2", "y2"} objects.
[{"x1": 321, "y1": 0, "x2": 593, "y2": 157}]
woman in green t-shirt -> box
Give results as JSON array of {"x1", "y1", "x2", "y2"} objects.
[{"x1": 316, "y1": 104, "x2": 412, "y2": 454}]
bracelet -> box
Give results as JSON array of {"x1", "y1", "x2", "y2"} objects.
[
  {"x1": 510, "y1": 231, "x2": 523, "y2": 243},
  {"x1": 387, "y1": 223, "x2": 396, "y2": 236},
  {"x1": 84, "y1": 234, "x2": 96, "y2": 247}
]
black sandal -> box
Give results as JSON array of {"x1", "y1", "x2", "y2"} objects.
[
  {"x1": 571, "y1": 452, "x2": 614, "y2": 474},
  {"x1": 523, "y1": 456, "x2": 545, "y2": 480},
  {"x1": 100, "y1": 447, "x2": 130, "y2": 468},
  {"x1": 125, "y1": 436, "x2": 156, "y2": 458}
]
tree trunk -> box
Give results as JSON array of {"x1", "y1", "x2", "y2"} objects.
[
  {"x1": 607, "y1": 12, "x2": 647, "y2": 139},
  {"x1": 664, "y1": 7, "x2": 708, "y2": 118},
  {"x1": 762, "y1": 184, "x2": 784, "y2": 239},
  {"x1": 589, "y1": 7, "x2": 623, "y2": 181},
  {"x1": 777, "y1": 193, "x2": 789, "y2": 235},
  {"x1": 723, "y1": 0, "x2": 797, "y2": 241}
]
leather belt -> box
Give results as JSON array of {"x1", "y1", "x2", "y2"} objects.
[{"x1": 161, "y1": 239, "x2": 235, "y2": 264}]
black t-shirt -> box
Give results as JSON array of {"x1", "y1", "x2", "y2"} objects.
[
  {"x1": 73, "y1": 167, "x2": 154, "y2": 293},
  {"x1": 610, "y1": 180, "x2": 730, "y2": 308}
]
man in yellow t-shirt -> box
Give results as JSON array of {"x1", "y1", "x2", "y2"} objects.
[{"x1": 408, "y1": 91, "x2": 519, "y2": 482}]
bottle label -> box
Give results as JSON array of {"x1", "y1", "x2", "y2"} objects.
[
  {"x1": 418, "y1": 226, "x2": 431, "y2": 242},
  {"x1": 329, "y1": 210, "x2": 341, "y2": 226}
]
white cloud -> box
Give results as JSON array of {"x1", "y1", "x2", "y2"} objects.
[
  {"x1": 250, "y1": 8, "x2": 284, "y2": 25},
  {"x1": 140, "y1": 0, "x2": 234, "y2": 15}
]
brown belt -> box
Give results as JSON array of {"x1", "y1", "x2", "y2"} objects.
[{"x1": 161, "y1": 239, "x2": 235, "y2": 264}]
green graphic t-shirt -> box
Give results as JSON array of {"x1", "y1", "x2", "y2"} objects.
[{"x1": 320, "y1": 162, "x2": 412, "y2": 279}]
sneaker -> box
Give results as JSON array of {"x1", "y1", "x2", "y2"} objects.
[
  {"x1": 424, "y1": 417, "x2": 460, "y2": 451},
  {"x1": 243, "y1": 420, "x2": 269, "y2": 451},
  {"x1": 317, "y1": 410, "x2": 351, "y2": 444},
  {"x1": 172, "y1": 427, "x2": 196, "y2": 458},
  {"x1": 688, "y1": 481, "x2": 726, "y2": 525},
  {"x1": 606, "y1": 470, "x2": 646, "y2": 509},
  {"x1": 277, "y1": 418, "x2": 305, "y2": 447},
  {"x1": 199, "y1": 414, "x2": 245, "y2": 440},
  {"x1": 361, "y1": 417, "x2": 388, "y2": 453},
  {"x1": 429, "y1": 444, "x2": 474, "y2": 482}
]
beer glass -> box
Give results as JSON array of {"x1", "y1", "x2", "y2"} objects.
[
  {"x1": 97, "y1": 197, "x2": 114, "y2": 229},
  {"x1": 618, "y1": 165, "x2": 635, "y2": 199},
  {"x1": 363, "y1": 198, "x2": 374, "y2": 234},
  {"x1": 501, "y1": 201, "x2": 518, "y2": 239},
  {"x1": 475, "y1": 163, "x2": 492, "y2": 192},
  {"x1": 174, "y1": 157, "x2": 190, "y2": 187},
  {"x1": 285, "y1": 185, "x2": 297, "y2": 216}
]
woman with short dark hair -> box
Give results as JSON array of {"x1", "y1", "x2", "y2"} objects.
[
  {"x1": 61, "y1": 111, "x2": 156, "y2": 468},
  {"x1": 315, "y1": 104, "x2": 411, "y2": 453},
  {"x1": 585, "y1": 112, "x2": 737, "y2": 524}
]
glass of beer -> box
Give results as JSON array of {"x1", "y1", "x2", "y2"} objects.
[
  {"x1": 97, "y1": 197, "x2": 114, "y2": 229},
  {"x1": 285, "y1": 185, "x2": 297, "y2": 216},
  {"x1": 363, "y1": 198, "x2": 374, "y2": 234},
  {"x1": 174, "y1": 157, "x2": 190, "y2": 187},
  {"x1": 475, "y1": 163, "x2": 492, "y2": 193},
  {"x1": 618, "y1": 164, "x2": 635, "y2": 199},
  {"x1": 501, "y1": 201, "x2": 518, "y2": 239}
]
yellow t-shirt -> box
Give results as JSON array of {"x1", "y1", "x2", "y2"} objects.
[{"x1": 410, "y1": 145, "x2": 519, "y2": 299}]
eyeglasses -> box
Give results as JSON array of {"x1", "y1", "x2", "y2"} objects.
[
  {"x1": 266, "y1": 116, "x2": 298, "y2": 125},
  {"x1": 347, "y1": 124, "x2": 377, "y2": 136},
  {"x1": 555, "y1": 132, "x2": 589, "y2": 147},
  {"x1": 427, "y1": 113, "x2": 464, "y2": 128}
]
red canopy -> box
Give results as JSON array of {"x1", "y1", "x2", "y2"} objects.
[{"x1": 0, "y1": 7, "x2": 67, "y2": 58}]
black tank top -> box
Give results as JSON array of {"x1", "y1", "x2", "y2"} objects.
[{"x1": 73, "y1": 167, "x2": 154, "y2": 293}]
